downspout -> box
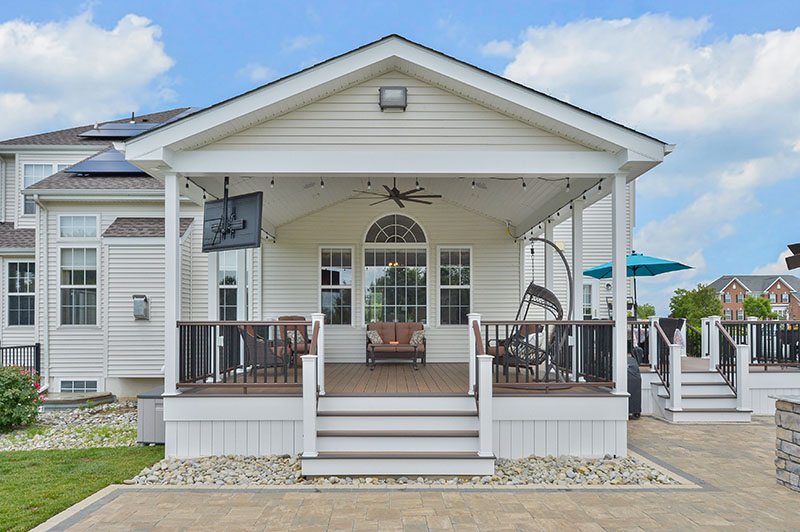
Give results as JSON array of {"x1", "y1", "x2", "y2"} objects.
[{"x1": 33, "y1": 194, "x2": 49, "y2": 388}]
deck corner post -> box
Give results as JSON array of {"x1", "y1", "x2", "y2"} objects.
[
  {"x1": 700, "y1": 317, "x2": 710, "y2": 358},
  {"x1": 311, "y1": 313, "x2": 325, "y2": 395},
  {"x1": 708, "y1": 315, "x2": 721, "y2": 370},
  {"x1": 477, "y1": 354, "x2": 493, "y2": 457},
  {"x1": 301, "y1": 354, "x2": 318, "y2": 457},
  {"x1": 736, "y1": 344, "x2": 751, "y2": 411},
  {"x1": 571, "y1": 198, "x2": 584, "y2": 382},
  {"x1": 610, "y1": 173, "x2": 628, "y2": 396},
  {"x1": 164, "y1": 172, "x2": 181, "y2": 396},
  {"x1": 648, "y1": 316, "x2": 659, "y2": 371},
  {"x1": 669, "y1": 343, "x2": 682, "y2": 411},
  {"x1": 467, "y1": 313, "x2": 481, "y2": 395}
]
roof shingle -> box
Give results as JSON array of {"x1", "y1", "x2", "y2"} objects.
[
  {"x1": 0, "y1": 223, "x2": 35, "y2": 249},
  {"x1": 102, "y1": 217, "x2": 194, "y2": 238},
  {"x1": 709, "y1": 275, "x2": 800, "y2": 293}
]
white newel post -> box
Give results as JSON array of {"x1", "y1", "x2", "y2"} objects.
[
  {"x1": 736, "y1": 343, "x2": 751, "y2": 411},
  {"x1": 301, "y1": 354, "x2": 318, "y2": 456},
  {"x1": 648, "y1": 316, "x2": 659, "y2": 371},
  {"x1": 708, "y1": 315, "x2": 721, "y2": 370},
  {"x1": 611, "y1": 174, "x2": 628, "y2": 395},
  {"x1": 571, "y1": 198, "x2": 584, "y2": 382},
  {"x1": 311, "y1": 313, "x2": 325, "y2": 395},
  {"x1": 700, "y1": 317, "x2": 710, "y2": 358},
  {"x1": 164, "y1": 173, "x2": 181, "y2": 395},
  {"x1": 747, "y1": 316, "x2": 758, "y2": 362},
  {"x1": 467, "y1": 313, "x2": 481, "y2": 395},
  {"x1": 477, "y1": 354, "x2": 493, "y2": 457},
  {"x1": 669, "y1": 344, "x2": 682, "y2": 411}
]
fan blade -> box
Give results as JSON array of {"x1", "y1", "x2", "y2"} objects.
[
  {"x1": 352, "y1": 189, "x2": 387, "y2": 196},
  {"x1": 369, "y1": 198, "x2": 393, "y2": 206},
  {"x1": 400, "y1": 187, "x2": 422, "y2": 196},
  {"x1": 403, "y1": 198, "x2": 433, "y2": 205},
  {"x1": 401, "y1": 194, "x2": 442, "y2": 199},
  {"x1": 392, "y1": 197, "x2": 405, "y2": 208},
  {"x1": 382, "y1": 185, "x2": 394, "y2": 195}
]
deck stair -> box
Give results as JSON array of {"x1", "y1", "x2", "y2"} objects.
[
  {"x1": 301, "y1": 394, "x2": 495, "y2": 476},
  {"x1": 652, "y1": 369, "x2": 751, "y2": 422}
]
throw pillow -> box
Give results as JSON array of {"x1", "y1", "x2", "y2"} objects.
[
  {"x1": 285, "y1": 330, "x2": 302, "y2": 345},
  {"x1": 409, "y1": 329, "x2": 425, "y2": 345},
  {"x1": 366, "y1": 330, "x2": 383, "y2": 344}
]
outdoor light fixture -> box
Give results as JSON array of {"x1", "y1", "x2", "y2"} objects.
[
  {"x1": 522, "y1": 179, "x2": 527, "y2": 190},
  {"x1": 471, "y1": 178, "x2": 476, "y2": 189},
  {"x1": 415, "y1": 178, "x2": 420, "y2": 190},
  {"x1": 270, "y1": 177, "x2": 274, "y2": 188},
  {"x1": 367, "y1": 178, "x2": 372, "y2": 190},
  {"x1": 320, "y1": 178, "x2": 325, "y2": 189},
  {"x1": 566, "y1": 178, "x2": 570, "y2": 191},
  {"x1": 379, "y1": 86, "x2": 407, "y2": 110}
]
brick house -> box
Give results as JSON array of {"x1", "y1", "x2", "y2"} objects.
[{"x1": 709, "y1": 275, "x2": 800, "y2": 319}]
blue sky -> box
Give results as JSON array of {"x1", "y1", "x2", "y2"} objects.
[{"x1": 3, "y1": 1, "x2": 800, "y2": 313}]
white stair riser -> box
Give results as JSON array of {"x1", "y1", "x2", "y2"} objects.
[
  {"x1": 656, "y1": 383, "x2": 732, "y2": 395},
  {"x1": 318, "y1": 396, "x2": 476, "y2": 412},
  {"x1": 666, "y1": 410, "x2": 751, "y2": 423},
  {"x1": 680, "y1": 372, "x2": 726, "y2": 384},
  {"x1": 677, "y1": 397, "x2": 738, "y2": 409},
  {"x1": 317, "y1": 416, "x2": 479, "y2": 431},
  {"x1": 302, "y1": 457, "x2": 494, "y2": 476},
  {"x1": 316, "y1": 436, "x2": 479, "y2": 452}
]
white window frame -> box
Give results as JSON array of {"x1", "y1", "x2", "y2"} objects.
[
  {"x1": 57, "y1": 245, "x2": 100, "y2": 327},
  {"x1": 437, "y1": 245, "x2": 473, "y2": 327},
  {"x1": 21, "y1": 163, "x2": 69, "y2": 216},
  {"x1": 735, "y1": 293, "x2": 744, "y2": 303},
  {"x1": 582, "y1": 279, "x2": 600, "y2": 319},
  {"x1": 363, "y1": 242, "x2": 430, "y2": 326},
  {"x1": 724, "y1": 293, "x2": 731, "y2": 303},
  {"x1": 6, "y1": 260, "x2": 36, "y2": 327},
  {"x1": 318, "y1": 245, "x2": 355, "y2": 327},
  {"x1": 724, "y1": 309, "x2": 733, "y2": 320},
  {"x1": 59, "y1": 379, "x2": 98, "y2": 393},
  {"x1": 781, "y1": 293, "x2": 790, "y2": 303},
  {"x1": 218, "y1": 250, "x2": 239, "y2": 321},
  {"x1": 737, "y1": 309, "x2": 745, "y2": 320},
  {"x1": 57, "y1": 214, "x2": 99, "y2": 240},
  {"x1": 769, "y1": 293, "x2": 777, "y2": 303}
]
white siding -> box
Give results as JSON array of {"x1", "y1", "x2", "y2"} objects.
[
  {"x1": 106, "y1": 244, "x2": 165, "y2": 377},
  {"x1": 201, "y1": 71, "x2": 592, "y2": 153},
  {"x1": 262, "y1": 200, "x2": 521, "y2": 362}
]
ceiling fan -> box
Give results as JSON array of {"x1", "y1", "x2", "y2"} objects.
[{"x1": 353, "y1": 178, "x2": 442, "y2": 208}]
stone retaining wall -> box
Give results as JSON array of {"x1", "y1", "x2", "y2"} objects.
[{"x1": 775, "y1": 396, "x2": 800, "y2": 493}]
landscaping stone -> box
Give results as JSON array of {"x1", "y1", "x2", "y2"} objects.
[
  {"x1": 129, "y1": 453, "x2": 678, "y2": 487},
  {"x1": 0, "y1": 401, "x2": 138, "y2": 451}
]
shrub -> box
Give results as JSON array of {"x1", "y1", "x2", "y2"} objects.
[{"x1": 0, "y1": 366, "x2": 43, "y2": 431}]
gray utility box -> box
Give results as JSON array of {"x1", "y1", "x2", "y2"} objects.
[{"x1": 137, "y1": 386, "x2": 164, "y2": 445}]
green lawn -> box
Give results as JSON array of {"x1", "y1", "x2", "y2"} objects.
[{"x1": 0, "y1": 446, "x2": 164, "y2": 532}]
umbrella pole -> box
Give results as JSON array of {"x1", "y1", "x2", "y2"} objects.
[{"x1": 634, "y1": 277, "x2": 638, "y2": 318}]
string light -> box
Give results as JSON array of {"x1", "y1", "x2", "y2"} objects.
[
  {"x1": 471, "y1": 178, "x2": 476, "y2": 190},
  {"x1": 598, "y1": 183, "x2": 602, "y2": 191},
  {"x1": 320, "y1": 178, "x2": 325, "y2": 189},
  {"x1": 270, "y1": 177, "x2": 274, "y2": 188},
  {"x1": 367, "y1": 178, "x2": 372, "y2": 190},
  {"x1": 522, "y1": 179, "x2": 527, "y2": 190},
  {"x1": 185, "y1": 181, "x2": 189, "y2": 189},
  {"x1": 415, "y1": 178, "x2": 420, "y2": 190},
  {"x1": 566, "y1": 178, "x2": 570, "y2": 191}
]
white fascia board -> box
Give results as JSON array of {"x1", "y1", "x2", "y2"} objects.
[
  {"x1": 23, "y1": 189, "x2": 163, "y2": 199},
  {"x1": 163, "y1": 149, "x2": 621, "y2": 177},
  {"x1": 764, "y1": 276, "x2": 795, "y2": 293},
  {"x1": 0, "y1": 248, "x2": 35, "y2": 255},
  {"x1": 124, "y1": 37, "x2": 668, "y2": 166},
  {"x1": 103, "y1": 237, "x2": 166, "y2": 246},
  {"x1": 720, "y1": 277, "x2": 750, "y2": 293},
  {"x1": 0, "y1": 145, "x2": 102, "y2": 154}
]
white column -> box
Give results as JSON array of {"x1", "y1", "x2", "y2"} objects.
[
  {"x1": 669, "y1": 344, "x2": 682, "y2": 411},
  {"x1": 571, "y1": 199, "x2": 584, "y2": 382},
  {"x1": 736, "y1": 343, "x2": 751, "y2": 411},
  {"x1": 311, "y1": 313, "x2": 325, "y2": 395},
  {"x1": 544, "y1": 218, "x2": 554, "y2": 297},
  {"x1": 301, "y1": 354, "x2": 318, "y2": 457},
  {"x1": 611, "y1": 174, "x2": 628, "y2": 395},
  {"x1": 700, "y1": 317, "x2": 710, "y2": 358},
  {"x1": 164, "y1": 173, "x2": 181, "y2": 395},
  {"x1": 747, "y1": 316, "x2": 758, "y2": 362},
  {"x1": 708, "y1": 315, "x2": 721, "y2": 369},
  {"x1": 477, "y1": 354, "x2": 493, "y2": 457},
  {"x1": 208, "y1": 252, "x2": 219, "y2": 319},
  {"x1": 648, "y1": 316, "x2": 659, "y2": 371},
  {"x1": 467, "y1": 313, "x2": 481, "y2": 395}
]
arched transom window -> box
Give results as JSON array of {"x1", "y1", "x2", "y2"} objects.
[{"x1": 365, "y1": 215, "x2": 426, "y2": 243}]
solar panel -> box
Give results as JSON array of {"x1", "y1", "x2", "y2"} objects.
[
  {"x1": 64, "y1": 149, "x2": 146, "y2": 175},
  {"x1": 78, "y1": 122, "x2": 158, "y2": 138}
]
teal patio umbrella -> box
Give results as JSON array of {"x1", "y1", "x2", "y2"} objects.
[{"x1": 583, "y1": 252, "x2": 692, "y2": 317}]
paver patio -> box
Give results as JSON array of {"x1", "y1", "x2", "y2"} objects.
[{"x1": 33, "y1": 416, "x2": 799, "y2": 532}]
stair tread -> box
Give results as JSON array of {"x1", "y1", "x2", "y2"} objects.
[
  {"x1": 653, "y1": 381, "x2": 725, "y2": 387},
  {"x1": 305, "y1": 451, "x2": 493, "y2": 459},
  {"x1": 666, "y1": 407, "x2": 752, "y2": 413},
  {"x1": 657, "y1": 394, "x2": 735, "y2": 399},
  {"x1": 318, "y1": 430, "x2": 478, "y2": 437},
  {"x1": 317, "y1": 410, "x2": 477, "y2": 417}
]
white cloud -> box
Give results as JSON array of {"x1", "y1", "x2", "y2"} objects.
[
  {"x1": 480, "y1": 40, "x2": 515, "y2": 57},
  {"x1": 752, "y1": 250, "x2": 792, "y2": 275},
  {"x1": 282, "y1": 34, "x2": 322, "y2": 52},
  {"x1": 0, "y1": 12, "x2": 174, "y2": 139},
  {"x1": 237, "y1": 62, "x2": 274, "y2": 83},
  {"x1": 498, "y1": 15, "x2": 800, "y2": 133}
]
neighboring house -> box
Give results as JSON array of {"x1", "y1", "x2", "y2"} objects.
[{"x1": 709, "y1": 275, "x2": 800, "y2": 320}]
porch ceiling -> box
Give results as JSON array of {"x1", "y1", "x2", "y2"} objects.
[{"x1": 186, "y1": 174, "x2": 606, "y2": 236}]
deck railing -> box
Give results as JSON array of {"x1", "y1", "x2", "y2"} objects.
[
  {"x1": 0, "y1": 343, "x2": 41, "y2": 380},
  {"x1": 686, "y1": 324, "x2": 702, "y2": 357},
  {"x1": 721, "y1": 320, "x2": 800, "y2": 368},
  {"x1": 628, "y1": 320, "x2": 650, "y2": 364},
  {"x1": 716, "y1": 321, "x2": 738, "y2": 393},
  {"x1": 653, "y1": 322, "x2": 671, "y2": 393},
  {"x1": 177, "y1": 320, "x2": 313, "y2": 389},
  {"x1": 481, "y1": 320, "x2": 614, "y2": 389}
]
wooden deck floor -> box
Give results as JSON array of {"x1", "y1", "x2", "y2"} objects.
[{"x1": 325, "y1": 363, "x2": 467, "y2": 394}]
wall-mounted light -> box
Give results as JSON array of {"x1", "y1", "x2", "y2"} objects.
[{"x1": 379, "y1": 86, "x2": 407, "y2": 111}]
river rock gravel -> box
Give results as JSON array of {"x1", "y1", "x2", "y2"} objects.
[
  {"x1": 0, "y1": 401, "x2": 138, "y2": 451},
  {"x1": 129, "y1": 453, "x2": 678, "y2": 487}
]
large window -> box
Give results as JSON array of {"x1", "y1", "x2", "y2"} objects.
[
  {"x1": 724, "y1": 293, "x2": 731, "y2": 303},
  {"x1": 218, "y1": 250, "x2": 238, "y2": 320},
  {"x1": 8, "y1": 262, "x2": 35, "y2": 326},
  {"x1": 23, "y1": 164, "x2": 67, "y2": 214},
  {"x1": 736, "y1": 293, "x2": 744, "y2": 303},
  {"x1": 365, "y1": 249, "x2": 427, "y2": 323},
  {"x1": 439, "y1": 248, "x2": 471, "y2": 325},
  {"x1": 724, "y1": 309, "x2": 733, "y2": 320},
  {"x1": 320, "y1": 248, "x2": 352, "y2": 325},
  {"x1": 60, "y1": 216, "x2": 97, "y2": 238},
  {"x1": 782, "y1": 293, "x2": 790, "y2": 303},
  {"x1": 769, "y1": 293, "x2": 777, "y2": 303},
  {"x1": 60, "y1": 248, "x2": 97, "y2": 325},
  {"x1": 737, "y1": 310, "x2": 745, "y2": 320}
]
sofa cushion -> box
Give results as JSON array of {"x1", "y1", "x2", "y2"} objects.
[
  {"x1": 368, "y1": 322, "x2": 396, "y2": 343},
  {"x1": 409, "y1": 329, "x2": 425, "y2": 345},
  {"x1": 395, "y1": 322, "x2": 422, "y2": 344},
  {"x1": 366, "y1": 330, "x2": 383, "y2": 345},
  {"x1": 371, "y1": 345, "x2": 398, "y2": 353},
  {"x1": 395, "y1": 344, "x2": 424, "y2": 353},
  {"x1": 279, "y1": 315, "x2": 308, "y2": 342}
]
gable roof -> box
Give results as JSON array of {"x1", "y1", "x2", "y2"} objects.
[
  {"x1": 0, "y1": 223, "x2": 35, "y2": 250},
  {"x1": 102, "y1": 217, "x2": 193, "y2": 238},
  {"x1": 123, "y1": 35, "x2": 671, "y2": 168},
  {"x1": 710, "y1": 275, "x2": 800, "y2": 294},
  {"x1": 0, "y1": 108, "x2": 194, "y2": 147}
]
